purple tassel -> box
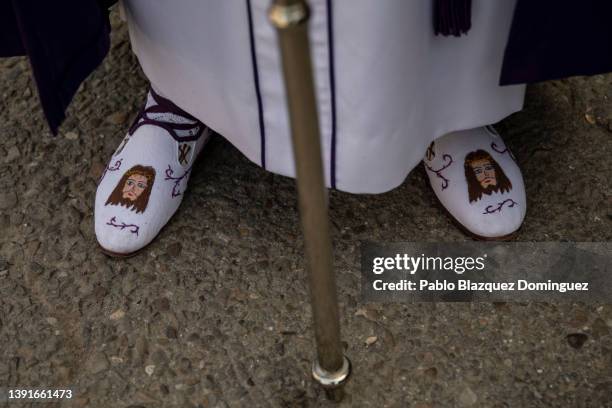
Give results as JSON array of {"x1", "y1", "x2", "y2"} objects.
[{"x1": 434, "y1": 0, "x2": 472, "y2": 37}]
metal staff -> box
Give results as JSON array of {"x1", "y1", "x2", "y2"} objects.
[{"x1": 269, "y1": 0, "x2": 350, "y2": 401}]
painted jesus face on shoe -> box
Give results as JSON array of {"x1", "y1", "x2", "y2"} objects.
[
  {"x1": 470, "y1": 158, "x2": 496, "y2": 188},
  {"x1": 106, "y1": 165, "x2": 156, "y2": 214},
  {"x1": 464, "y1": 150, "x2": 512, "y2": 203},
  {"x1": 123, "y1": 174, "x2": 148, "y2": 201}
]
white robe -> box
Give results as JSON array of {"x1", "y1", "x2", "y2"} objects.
[{"x1": 120, "y1": 0, "x2": 525, "y2": 194}]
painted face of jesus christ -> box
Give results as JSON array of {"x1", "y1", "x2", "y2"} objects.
[
  {"x1": 122, "y1": 174, "x2": 149, "y2": 201},
  {"x1": 106, "y1": 165, "x2": 156, "y2": 214},
  {"x1": 464, "y1": 150, "x2": 512, "y2": 203},
  {"x1": 470, "y1": 158, "x2": 497, "y2": 188}
]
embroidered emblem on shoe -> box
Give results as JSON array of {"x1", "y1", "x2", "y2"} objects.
[
  {"x1": 483, "y1": 199, "x2": 518, "y2": 215},
  {"x1": 464, "y1": 150, "x2": 512, "y2": 203},
  {"x1": 425, "y1": 153, "x2": 453, "y2": 190},
  {"x1": 106, "y1": 216, "x2": 140, "y2": 236},
  {"x1": 105, "y1": 165, "x2": 156, "y2": 213},
  {"x1": 99, "y1": 158, "x2": 123, "y2": 184},
  {"x1": 164, "y1": 164, "x2": 191, "y2": 198},
  {"x1": 178, "y1": 143, "x2": 192, "y2": 166},
  {"x1": 426, "y1": 141, "x2": 436, "y2": 161}
]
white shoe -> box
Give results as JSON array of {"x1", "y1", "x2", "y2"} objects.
[
  {"x1": 94, "y1": 89, "x2": 212, "y2": 256},
  {"x1": 423, "y1": 126, "x2": 526, "y2": 239}
]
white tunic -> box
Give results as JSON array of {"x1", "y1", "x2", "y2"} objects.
[{"x1": 120, "y1": 0, "x2": 525, "y2": 194}]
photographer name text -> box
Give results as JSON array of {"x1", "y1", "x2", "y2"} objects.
[{"x1": 372, "y1": 279, "x2": 589, "y2": 293}]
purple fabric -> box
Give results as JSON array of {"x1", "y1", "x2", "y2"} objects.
[
  {"x1": 0, "y1": 1, "x2": 24, "y2": 57},
  {"x1": 245, "y1": 0, "x2": 267, "y2": 170},
  {"x1": 433, "y1": 0, "x2": 472, "y2": 37},
  {"x1": 500, "y1": 0, "x2": 612, "y2": 85},
  {"x1": 0, "y1": 0, "x2": 114, "y2": 134}
]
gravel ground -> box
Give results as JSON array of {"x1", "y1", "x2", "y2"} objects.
[{"x1": 0, "y1": 12, "x2": 611, "y2": 408}]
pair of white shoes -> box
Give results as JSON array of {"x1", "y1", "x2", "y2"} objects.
[{"x1": 95, "y1": 91, "x2": 525, "y2": 256}]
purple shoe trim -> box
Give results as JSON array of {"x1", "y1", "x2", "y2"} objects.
[{"x1": 128, "y1": 88, "x2": 206, "y2": 143}]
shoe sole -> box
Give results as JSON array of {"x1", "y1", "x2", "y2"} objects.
[
  {"x1": 99, "y1": 244, "x2": 146, "y2": 258},
  {"x1": 441, "y1": 203, "x2": 520, "y2": 241}
]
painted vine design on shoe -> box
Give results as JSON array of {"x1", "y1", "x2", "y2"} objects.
[
  {"x1": 483, "y1": 198, "x2": 518, "y2": 215},
  {"x1": 105, "y1": 165, "x2": 156, "y2": 213},
  {"x1": 485, "y1": 125, "x2": 517, "y2": 163},
  {"x1": 164, "y1": 164, "x2": 191, "y2": 198},
  {"x1": 464, "y1": 150, "x2": 512, "y2": 203},
  {"x1": 106, "y1": 216, "x2": 140, "y2": 236},
  {"x1": 490, "y1": 141, "x2": 517, "y2": 162},
  {"x1": 424, "y1": 153, "x2": 453, "y2": 190},
  {"x1": 99, "y1": 158, "x2": 123, "y2": 184}
]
